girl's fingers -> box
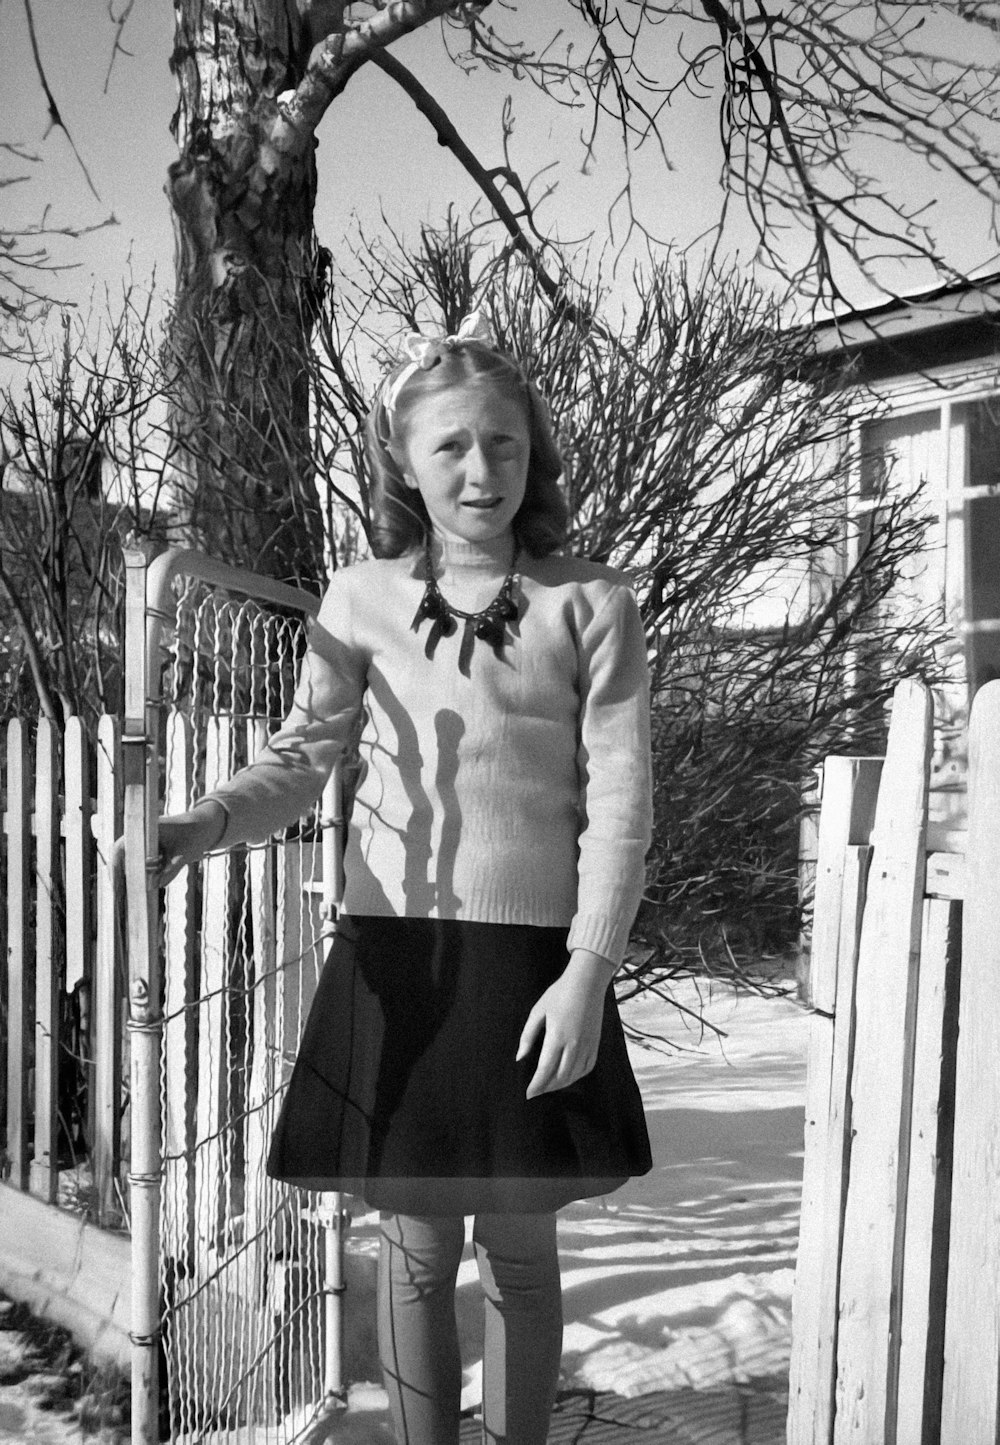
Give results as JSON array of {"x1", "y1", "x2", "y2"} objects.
[
  {"x1": 528, "y1": 1045, "x2": 599, "y2": 1099},
  {"x1": 157, "y1": 856, "x2": 185, "y2": 888},
  {"x1": 515, "y1": 1006, "x2": 544, "y2": 1062},
  {"x1": 527, "y1": 1039, "x2": 576, "y2": 1099}
]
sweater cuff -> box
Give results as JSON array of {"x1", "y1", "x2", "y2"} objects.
[
  {"x1": 195, "y1": 792, "x2": 238, "y2": 850},
  {"x1": 567, "y1": 914, "x2": 630, "y2": 969}
]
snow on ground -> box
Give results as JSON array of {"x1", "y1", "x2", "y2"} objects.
[{"x1": 556, "y1": 978, "x2": 809, "y2": 1398}]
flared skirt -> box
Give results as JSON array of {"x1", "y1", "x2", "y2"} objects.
[{"x1": 266, "y1": 915, "x2": 652, "y2": 1213}]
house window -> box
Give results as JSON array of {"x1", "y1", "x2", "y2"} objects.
[
  {"x1": 955, "y1": 397, "x2": 1000, "y2": 690},
  {"x1": 860, "y1": 393, "x2": 1000, "y2": 699}
]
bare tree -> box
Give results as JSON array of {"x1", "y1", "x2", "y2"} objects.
[
  {"x1": 12, "y1": 2, "x2": 1000, "y2": 581},
  {"x1": 0, "y1": 289, "x2": 172, "y2": 730}
]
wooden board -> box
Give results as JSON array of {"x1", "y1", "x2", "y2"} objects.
[
  {"x1": 91, "y1": 715, "x2": 122, "y2": 1227},
  {"x1": 923, "y1": 851, "x2": 965, "y2": 901},
  {"x1": 788, "y1": 753, "x2": 882, "y2": 1445},
  {"x1": 941, "y1": 680, "x2": 1000, "y2": 1442},
  {"x1": 30, "y1": 718, "x2": 59, "y2": 1204},
  {"x1": 63, "y1": 718, "x2": 91, "y2": 995},
  {"x1": 813, "y1": 845, "x2": 871, "y2": 1443},
  {"x1": 4, "y1": 722, "x2": 30, "y2": 1190},
  {"x1": 834, "y1": 679, "x2": 932, "y2": 1445},
  {"x1": 809, "y1": 757, "x2": 885, "y2": 1014},
  {"x1": 0, "y1": 1180, "x2": 130, "y2": 1367},
  {"x1": 896, "y1": 896, "x2": 961, "y2": 1445}
]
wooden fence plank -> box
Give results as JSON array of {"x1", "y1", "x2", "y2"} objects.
[
  {"x1": 811, "y1": 843, "x2": 872, "y2": 1444},
  {"x1": 788, "y1": 757, "x2": 882, "y2": 1445},
  {"x1": 92, "y1": 715, "x2": 122, "y2": 1227},
  {"x1": 4, "y1": 721, "x2": 31, "y2": 1190},
  {"x1": 833, "y1": 679, "x2": 932, "y2": 1445},
  {"x1": 896, "y1": 895, "x2": 961, "y2": 1445},
  {"x1": 162, "y1": 710, "x2": 196, "y2": 1266},
  {"x1": 195, "y1": 716, "x2": 231, "y2": 1261},
  {"x1": 63, "y1": 718, "x2": 91, "y2": 996},
  {"x1": 923, "y1": 851, "x2": 965, "y2": 901},
  {"x1": 30, "y1": 718, "x2": 59, "y2": 1203},
  {"x1": 941, "y1": 679, "x2": 1000, "y2": 1442}
]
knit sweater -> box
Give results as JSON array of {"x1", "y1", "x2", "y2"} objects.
[{"x1": 203, "y1": 537, "x2": 653, "y2": 966}]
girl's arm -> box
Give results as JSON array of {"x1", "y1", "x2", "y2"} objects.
[
  {"x1": 517, "y1": 580, "x2": 653, "y2": 1099},
  {"x1": 152, "y1": 575, "x2": 366, "y2": 877},
  {"x1": 567, "y1": 581, "x2": 653, "y2": 964}
]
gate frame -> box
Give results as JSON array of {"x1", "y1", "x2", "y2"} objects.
[{"x1": 121, "y1": 543, "x2": 354, "y2": 1443}]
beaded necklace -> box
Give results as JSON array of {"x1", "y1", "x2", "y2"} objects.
[{"x1": 411, "y1": 539, "x2": 520, "y2": 675}]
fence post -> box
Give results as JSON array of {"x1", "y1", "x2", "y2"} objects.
[
  {"x1": 941, "y1": 679, "x2": 1000, "y2": 1441},
  {"x1": 833, "y1": 679, "x2": 932, "y2": 1445},
  {"x1": 92, "y1": 714, "x2": 123, "y2": 1227},
  {"x1": 788, "y1": 755, "x2": 881, "y2": 1444},
  {"x1": 64, "y1": 717, "x2": 91, "y2": 997},
  {"x1": 320, "y1": 758, "x2": 347, "y2": 1404},
  {"x1": 30, "y1": 717, "x2": 59, "y2": 1203},
  {"x1": 896, "y1": 892, "x2": 961, "y2": 1442},
  {"x1": 4, "y1": 720, "x2": 31, "y2": 1191},
  {"x1": 122, "y1": 544, "x2": 161, "y2": 1445}
]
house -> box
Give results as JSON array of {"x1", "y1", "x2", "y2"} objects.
[{"x1": 811, "y1": 273, "x2": 1000, "y2": 831}]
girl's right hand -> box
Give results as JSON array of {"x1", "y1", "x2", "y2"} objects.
[
  {"x1": 155, "y1": 803, "x2": 228, "y2": 886},
  {"x1": 113, "y1": 802, "x2": 227, "y2": 890}
]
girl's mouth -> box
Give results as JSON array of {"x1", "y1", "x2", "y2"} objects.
[{"x1": 463, "y1": 498, "x2": 503, "y2": 509}]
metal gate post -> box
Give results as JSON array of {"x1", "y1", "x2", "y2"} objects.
[
  {"x1": 320, "y1": 758, "x2": 349, "y2": 1405},
  {"x1": 122, "y1": 543, "x2": 162, "y2": 1444}
]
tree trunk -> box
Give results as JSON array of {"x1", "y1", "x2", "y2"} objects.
[{"x1": 167, "y1": 0, "x2": 330, "y2": 586}]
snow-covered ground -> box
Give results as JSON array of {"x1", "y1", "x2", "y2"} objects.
[
  {"x1": 557, "y1": 978, "x2": 808, "y2": 1398},
  {"x1": 0, "y1": 976, "x2": 810, "y2": 1442}
]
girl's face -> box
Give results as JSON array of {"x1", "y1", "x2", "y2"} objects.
[{"x1": 395, "y1": 380, "x2": 530, "y2": 548}]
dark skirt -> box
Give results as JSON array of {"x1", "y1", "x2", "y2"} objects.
[{"x1": 266, "y1": 915, "x2": 652, "y2": 1214}]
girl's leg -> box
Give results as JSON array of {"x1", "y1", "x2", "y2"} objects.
[
  {"x1": 377, "y1": 1211, "x2": 466, "y2": 1445},
  {"x1": 473, "y1": 1210, "x2": 563, "y2": 1445}
]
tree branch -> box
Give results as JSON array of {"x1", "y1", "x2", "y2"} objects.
[
  {"x1": 0, "y1": 561, "x2": 61, "y2": 724},
  {"x1": 368, "y1": 49, "x2": 585, "y2": 320},
  {"x1": 22, "y1": 0, "x2": 102, "y2": 201},
  {"x1": 278, "y1": 0, "x2": 490, "y2": 142}
]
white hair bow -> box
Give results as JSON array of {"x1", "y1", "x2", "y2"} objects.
[{"x1": 382, "y1": 310, "x2": 495, "y2": 415}]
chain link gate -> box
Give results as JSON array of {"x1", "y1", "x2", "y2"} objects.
[{"x1": 123, "y1": 546, "x2": 350, "y2": 1444}]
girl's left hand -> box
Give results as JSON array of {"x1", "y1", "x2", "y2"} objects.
[{"x1": 516, "y1": 949, "x2": 616, "y2": 1099}]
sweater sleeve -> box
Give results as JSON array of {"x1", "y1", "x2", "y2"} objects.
[
  {"x1": 199, "y1": 576, "x2": 367, "y2": 850},
  {"x1": 567, "y1": 581, "x2": 653, "y2": 966}
]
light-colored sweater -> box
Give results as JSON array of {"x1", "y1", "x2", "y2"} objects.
[{"x1": 204, "y1": 537, "x2": 653, "y2": 966}]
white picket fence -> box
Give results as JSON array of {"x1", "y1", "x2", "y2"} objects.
[{"x1": 2, "y1": 713, "x2": 125, "y2": 1221}]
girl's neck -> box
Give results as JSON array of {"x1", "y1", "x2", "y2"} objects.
[{"x1": 427, "y1": 531, "x2": 517, "y2": 574}]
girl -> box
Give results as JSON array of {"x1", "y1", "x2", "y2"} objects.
[{"x1": 155, "y1": 314, "x2": 653, "y2": 1445}]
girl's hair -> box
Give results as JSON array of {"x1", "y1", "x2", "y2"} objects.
[{"x1": 363, "y1": 340, "x2": 568, "y2": 559}]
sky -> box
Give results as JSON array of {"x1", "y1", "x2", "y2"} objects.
[{"x1": 3, "y1": 2, "x2": 1000, "y2": 351}]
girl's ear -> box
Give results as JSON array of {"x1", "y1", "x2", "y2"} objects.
[{"x1": 387, "y1": 437, "x2": 418, "y2": 490}]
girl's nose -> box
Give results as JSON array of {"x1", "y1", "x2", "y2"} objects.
[{"x1": 464, "y1": 445, "x2": 492, "y2": 488}]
